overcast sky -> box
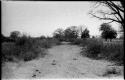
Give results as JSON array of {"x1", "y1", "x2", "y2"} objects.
[{"x1": 2, "y1": 1, "x2": 120, "y2": 37}]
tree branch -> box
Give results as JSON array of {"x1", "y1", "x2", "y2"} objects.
[
  {"x1": 90, "y1": 13, "x2": 122, "y2": 23},
  {"x1": 109, "y1": 1, "x2": 124, "y2": 12},
  {"x1": 89, "y1": 1, "x2": 124, "y2": 28},
  {"x1": 104, "y1": 1, "x2": 124, "y2": 23}
]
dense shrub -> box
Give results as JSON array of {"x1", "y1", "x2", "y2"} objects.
[
  {"x1": 71, "y1": 39, "x2": 83, "y2": 45},
  {"x1": 2, "y1": 42, "x2": 16, "y2": 62},
  {"x1": 48, "y1": 38, "x2": 61, "y2": 45},
  {"x1": 79, "y1": 38, "x2": 124, "y2": 65},
  {"x1": 1, "y1": 34, "x2": 15, "y2": 42},
  {"x1": 101, "y1": 43, "x2": 124, "y2": 65},
  {"x1": 2, "y1": 41, "x2": 46, "y2": 62},
  {"x1": 70, "y1": 38, "x2": 87, "y2": 46},
  {"x1": 2, "y1": 35, "x2": 61, "y2": 63},
  {"x1": 35, "y1": 38, "x2": 61, "y2": 48},
  {"x1": 84, "y1": 39, "x2": 103, "y2": 58},
  {"x1": 81, "y1": 28, "x2": 90, "y2": 39},
  {"x1": 36, "y1": 39, "x2": 52, "y2": 48}
]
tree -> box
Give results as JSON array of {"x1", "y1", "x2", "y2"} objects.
[
  {"x1": 81, "y1": 28, "x2": 90, "y2": 39},
  {"x1": 89, "y1": 1, "x2": 124, "y2": 31},
  {"x1": 77, "y1": 25, "x2": 86, "y2": 37},
  {"x1": 100, "y1": 23, "x2": 112, "y2": 31},
  {"x1": 10, "y1": 31, "x2": 21, "y2": 40},
  {"x1": 100, "y1": 23, "x2": 117, "y2": 41},
  {"x1": 40, "y1": 35, "x2": 46, "y2": 39},
  {"x1": 53, "y1": 28, "x2": 64, "y2": 41},
  {"x1": 64, "y1": 26, "x2": 79, "y2": 41}
]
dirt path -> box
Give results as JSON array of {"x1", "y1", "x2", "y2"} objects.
[{"x1": 2, "y1": 42, "x2": 124, "y2": 79}]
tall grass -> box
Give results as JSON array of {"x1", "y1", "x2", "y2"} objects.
[
  {"x1": 101, "y1": 42, "x2": 124, "y2": 65},
  {"x1": 72, "y1": 38, "x2": 124, "y2": 65},
  {"x1": 70, "y1": 38, "x2": 84, "y2": 45},
  {"x1": 2, "y1": 35, "x2": 61, "y2": 63},
  {"x1": 84, "y1": 39, "x2": 104, "y2": 58},
  {"x1": 2, "y1": 42, "x2": 16, "y2": 62},
  {"x1": 70, "y1": 38, "x2": 92, "y2": 46}
]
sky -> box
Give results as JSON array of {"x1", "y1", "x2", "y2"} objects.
[{"x1": 2, "y1": 1, "x2": 120, "y2": 37}]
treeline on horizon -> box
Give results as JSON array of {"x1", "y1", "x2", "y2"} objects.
[{"x1": 1, "y1": 22, "x2": 124, "y2": 42}]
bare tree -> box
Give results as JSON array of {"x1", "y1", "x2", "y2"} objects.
[{"x1": 89, "y1": 1, "x2": 124, "y2": 31}]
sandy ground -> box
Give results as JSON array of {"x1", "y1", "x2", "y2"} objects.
[{"x1": 2, "y1": 42, "x2": 124, "y2": 79}]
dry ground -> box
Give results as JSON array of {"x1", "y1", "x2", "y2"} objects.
[{"x1": 2, "y1": 42, "x2": 124, "y2": 79}]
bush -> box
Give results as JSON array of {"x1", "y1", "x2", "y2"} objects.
[
  {"x1": 2, "y1": 35, "x2": 61, "y2": 63},
  {"x1": 15, "y1": 35, "x2": 32, "y2": 46},
  {"x1": 80, "y1": 38, "x2": 124, "y2": 65},
  {"x1": 71, "y1": 39, "x2": 83, "y2": 45},
  {"x1": 70, "y1": 38, "x2": 90, "y2": 46},
  {"x1": 2, "y1": 42, "x2": 16, "y2": 62},
  {"x1": 35, "y1": 39, "x2": 51, "y2": 48},
  {"x1": 35, "y1": 38, "x2": 61, "y2": 48},
  {"x1": 101, "y1": 43, "x2": 124, "y2": 65},
  {"x1": 85, "y1": 39, "x2": 103, "y2": 58},
  {"x1": 48, "y1": 38, "x2": 61, "y2": 45},
  {"x1": 2, "y1": 35, "x2": 46, "y2": 62}
]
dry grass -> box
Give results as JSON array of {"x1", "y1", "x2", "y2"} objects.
[
  {"x1": 2, "y1": 35, "x2": 61, "y2": 63},
  {"x1": 72, "y1": 38, "x2": 124, "y2": 65}
]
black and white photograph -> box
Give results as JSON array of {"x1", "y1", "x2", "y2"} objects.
[{"x1": 1, "y1": 0, "x2": 124, "y2": 79}]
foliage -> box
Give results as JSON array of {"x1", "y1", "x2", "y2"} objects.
[
  {"x1": 101, "y1": 30, "x2": 117, "y2": 40},
  {"x1": 100, "y1": 23, "x2": 117, "y2": 40},
  {"x1": 10, "y1": 31, "x2": 21, "y2": 41},
  {"x1": 101, "y1": 42, "x2": 124, "y2": 64},
  {"x1": 2, "y1": 42, "x2": 16, "y2": 62},
  {"x1": 40, "y1": 35, "x2": 46, "y2": 39},
  {"x1": 71, "y1": 38, "x2": 90, "y2": 46},
  {"x1": 81, "y1": 28, "x2": 90, "y2": 38},
  {"x1": 2, "y1": 34, "x2": 61, "y2": 63},
  {"x1": 85, "y1": 39, "x2": 103, "y2": 58},
  {"x1": 1, "y1": 34, "x2": 14, "y2": 42},
  {"x1": 100, "y1": 23, "x2": 112, "y2": 31},
  {"x1": 64, "y1": 26, "x2": 79, "y2": 41},
  {"x1": 2, "y1": 35, "x2": 46, "y2": 62},
  {"x1": 80, "y1": 39, "x2": 124, "y2": 65},
  {"x1": 71, "y1": 39, "x2": 83, "y2": 45},
  {"x1": 53, "y1": 28, "x2": 64, "y2": 41},
  {"x1": 52, "y1": 25, "x2": 90, "y2": 41}
]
